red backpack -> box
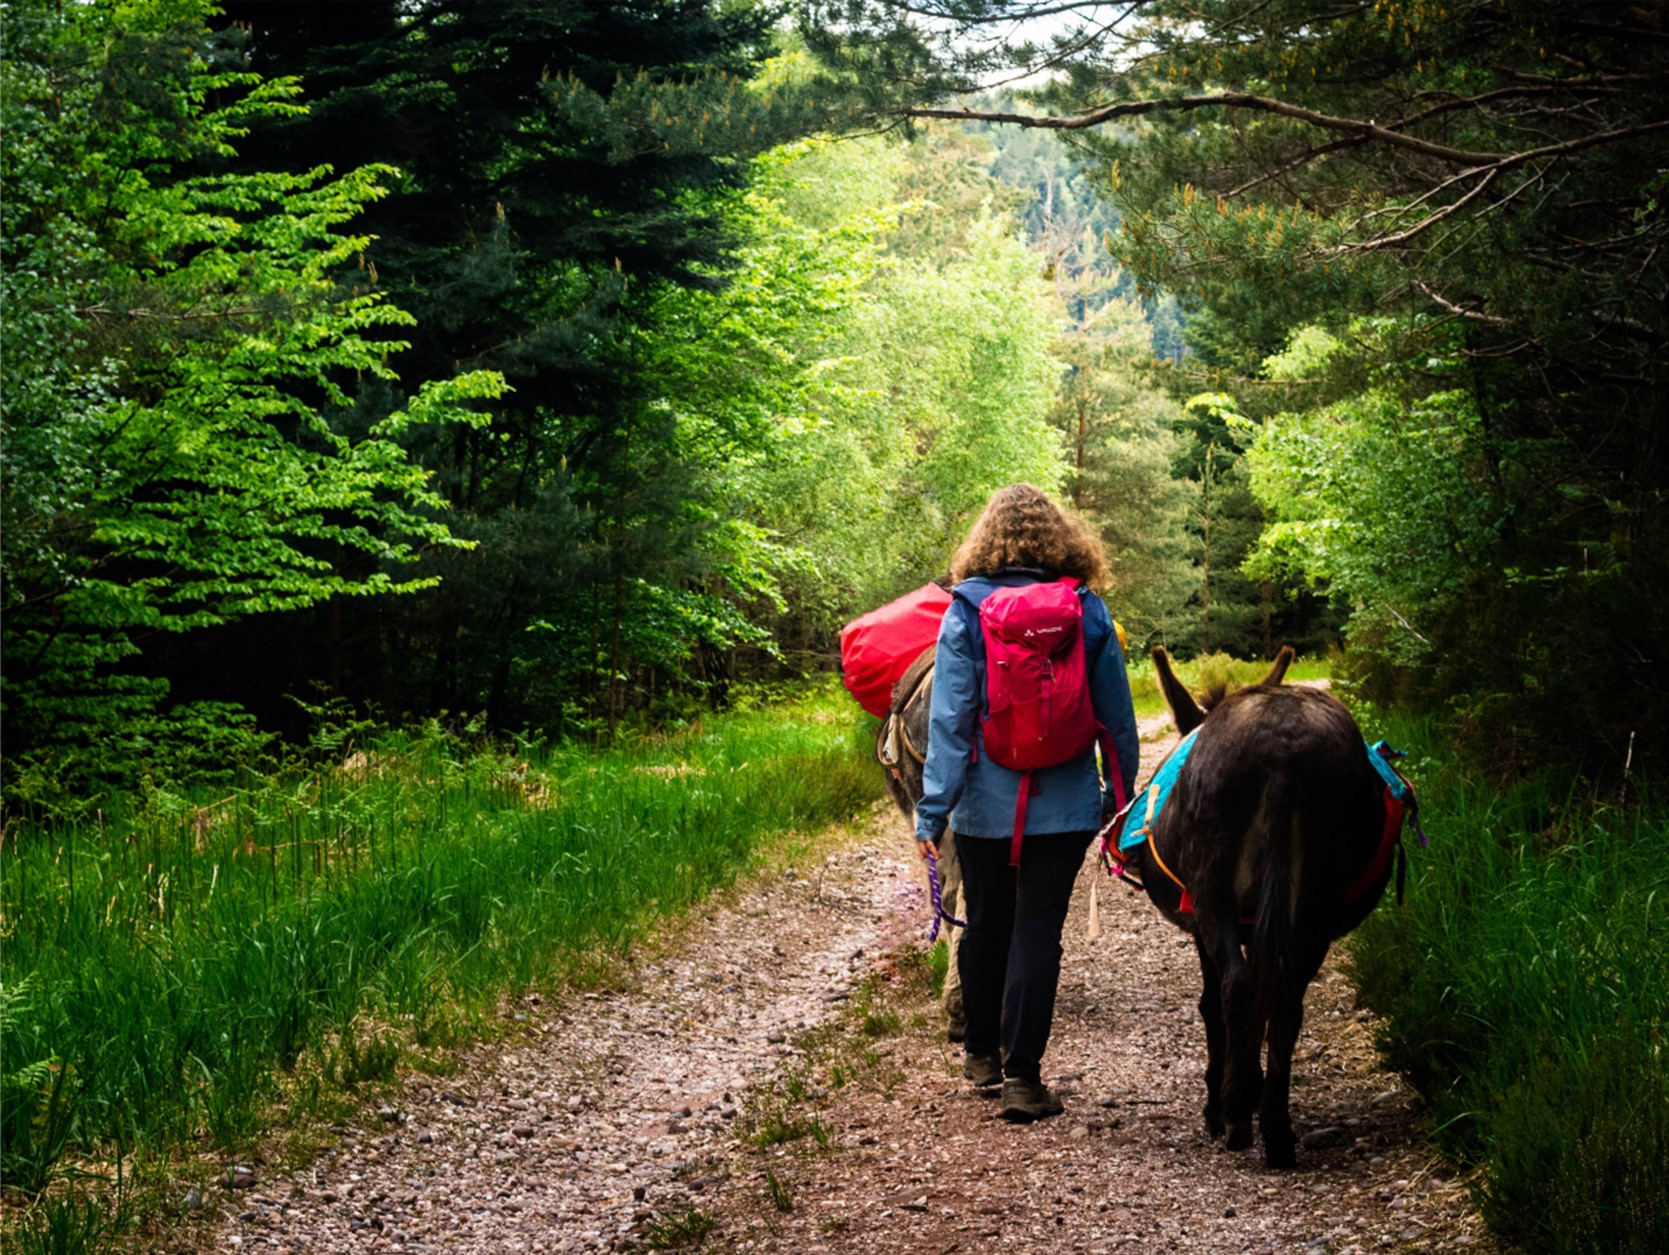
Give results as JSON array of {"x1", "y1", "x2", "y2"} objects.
[{"x1": 965, "y1": 577, "x2": 1126, "y2": 865}]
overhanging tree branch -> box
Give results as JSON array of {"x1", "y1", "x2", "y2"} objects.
[
  {"x1": 858, "y1": 1, "x2": 1134, "y2": 22},
  {"x1": 1413, "y1": 278, "x2": 1508, "y2": 325},
  {"x1": 908, "y1": 92, "x2": 1508, "y2": 163},
  {"x1": 1221, "y1": 134, "x2": 1367, "y2": 199},
  {"x1": 908, "y1": 94, "x2": 1669, "y2": 173},
  {"x1": 1339, "y1": 168, "x2": 1505, "y2": 253}
]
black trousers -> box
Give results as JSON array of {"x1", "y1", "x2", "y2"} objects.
[{"x1": 954, "y1": 829, "x2": 1093, "y2": 1082}]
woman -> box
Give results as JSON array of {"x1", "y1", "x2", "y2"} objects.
[{"x1": 914, "y1": 484, "x2": 1139, "y2": 1122}]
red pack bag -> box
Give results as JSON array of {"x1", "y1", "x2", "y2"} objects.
[
  {"x1": 964, "y1": 577, "x2": 1124, "y2": 865},
  {"x1": 839, "y1": 583, "x2": 953, "y2": 718}
]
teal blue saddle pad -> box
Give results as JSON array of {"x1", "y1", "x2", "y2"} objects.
[{"x1": 1119, "y1": 732, "x2": 1409, "y2": 853}]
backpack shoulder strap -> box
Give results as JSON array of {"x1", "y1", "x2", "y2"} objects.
[
  {"x1": 950, "y1": 579, "x2": 998, "y2": 715},
  {"x1": 1078, "y1": 585, "x2": 1111, "y2": 658}
]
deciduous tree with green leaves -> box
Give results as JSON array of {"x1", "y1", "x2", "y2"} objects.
[
  {"x1": 802, "y1": 0, "x2": 1669, "y2": 765},
  {"x1": 1, "y1": 0, "x2": 503, "y2": 796},
  {"x1": 1050, "y1": 300, "x2": 1194, "y2": 642},
  {"x1": 647, "y1": 127, "x2": 1074, "y2": 655}
]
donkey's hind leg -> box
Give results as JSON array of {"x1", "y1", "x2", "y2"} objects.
[
  {"x1": 1199, "y1": 917, "x2": 1262, "y2": 1151},
  {"x1": 939, "y1": 835, "x2": 966, "y2": 1040},
  {"x1": 1259, "y1": 939, "x2": 1328, "y2": 1168},
  {"x1": 1194, "y1": 936, "x2": 1227, "y2": 1139}
]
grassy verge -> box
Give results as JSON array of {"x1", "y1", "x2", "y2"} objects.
[
  {"x1": 1125, "y1": 650, "x2": 1330, "y2": 719},
  {"x1": 1346, "y1": 710, "x2": 1668, "y2": 1255},
  {"x1": 0, "y1": 681, "x2": 882, "y2": 1251}
]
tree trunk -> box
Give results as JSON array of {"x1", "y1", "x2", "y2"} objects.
[
  {"x1": 1073, "y1": 396, "x2": 1088, "y2": 511},
  {"x1": 607, "y1": 562, "x2": 624, "y2": 745},
  {"x1": 1201, "y1": 519, "x2": 1212, "y2": 656},
  {"x1": 588, "y1": 584, "x2": 601, "y2": 746}
]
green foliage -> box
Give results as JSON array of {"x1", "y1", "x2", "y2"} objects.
[
  {"x1": 208, "y1": 0, "x2": 824, "y2": 737},
  {"x1": 5, "y1": 2, "x2": 1222, "y2": 774},
  {"x1": 1241, "y1": 315, "x2": 1658, "y2": 764},
  {"x1": 1051, "y1": 302, "x2": 1196, "y2": 644},
  {"x1": 666, "y1": 129, "x2": 1074, "y2": 644},
  {"x1": 748, "y1": 1106, "x2": 829, "y2": 1149},
  {"x1": 765, "y1": 1166, "x2": 795, "y2": 1213},
  {"x1": 1483, "y1": 1033, "x2": 1669, "y2": 1255},
  {"x1": 643, "y1": 1204, "x2": 717, "y2": 1250},
  {"x1": 1244, "y1": 323, "x2": 1502, "y2": 658},
  {"x1": 1123, "y1": 650, "x2": 1329, "y2": 719},
  {"x1": 925, "y1": 939, "x2": 950, "y2": 999},
  {"x1": 963, "y1": 100, "x2": 1191, "y2": 358},
  {"x1": 1347, "y1": 717, "x2": 1669, "y2": 1255},
  {"x1": 802, "y1": 0, "x2": 1669, "y2": 763},
  {"x1": 1092, "y1": 0, "x2": 1669, "y2": 759},
  {"x1": 1, "y1": 977, "x2": 79, "y2": 1197},
  {"x1": 0, "y1": 684, "x2": 879, "y2": 1199},
  {"x1": 1160, "y1": 393, "x2": 1270, "y2": 657},
  {"x1": 962, "y1": 108, "x2": 1295, "y2": 657},
  {"x1": 323, "y1": 1026, "x2": 403, "y2": 1091},
  {"x1": 1, "y1": 1, "x2": 504, "y2": 789}
]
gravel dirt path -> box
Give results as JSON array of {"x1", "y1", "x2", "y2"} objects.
[{"x1": 196, "y1": 715, "x2": 1495, "y2": 1255}]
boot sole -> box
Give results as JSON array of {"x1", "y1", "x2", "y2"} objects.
[{"x1": 1000, "y1": 1103, "x2": 1062, "y2": 1123}]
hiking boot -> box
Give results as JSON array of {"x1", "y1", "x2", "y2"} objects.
[
  {"x1": 963, "y1": 1052, "x2": 1002, "y2": 1089},
  {"x1": 1001, "y1": 1077, "x2": 1065, "y2": 1123},
  {"x1": 946, "y1": 1011, "x2": 966, "y2": 1043}
]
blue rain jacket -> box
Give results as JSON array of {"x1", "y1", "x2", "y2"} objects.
[{"x1": 914, "y1": 571, "x2": 1140, "y2": 844}]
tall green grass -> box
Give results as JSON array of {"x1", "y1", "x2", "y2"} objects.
[
  {"x1": 1, "y1": 682, "x2": 881, "y2": 1218},
  {"x1": 1347, "y1": 712, "x2": 1668, "y2": 1255}
]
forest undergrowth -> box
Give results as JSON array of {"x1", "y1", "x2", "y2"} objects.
[
  {"x1": 0, "y1": 681, "x2": 882, "y2": 1252},
  {"x1": 5, "y1": 667, "x2": 1665, "y2": 1255},
  {"x1": 1348, "y1": 707, "x2": 1668, "y2": 1255}
]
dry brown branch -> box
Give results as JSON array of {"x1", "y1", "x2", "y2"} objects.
[
  {"x1": 908, "y1": 95, "x2": 1669, "y2": 178},
  {"x1": 1414, "y1": 279, "x2": 1509, "y2": 325},
  {"x1": 908, "y1": 92, "x2": 1507, "y2": 163},
  {"x1": 1338, "y1": 168, "x2": 1502, "y2": 253}
]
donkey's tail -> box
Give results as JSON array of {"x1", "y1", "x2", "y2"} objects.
[{"x1": 1250, "y1": 771, "x2": 1299, "y2": 1030}]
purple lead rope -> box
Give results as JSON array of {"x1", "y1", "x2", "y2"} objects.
[{"x1": 925, "y1": 848, "x2": 966, "y2": 942}]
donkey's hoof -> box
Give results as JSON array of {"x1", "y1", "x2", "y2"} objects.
[
  {"x1": 1203, "y1": 1106, "x2": 1226, "y2": 1139},
  {"x1": 1264, "y1": 1139, "x2": 1297, "y2": 1170},
  {"x1": 1225, "y1": 1122, "x2": 1254, "y2": 1151}
]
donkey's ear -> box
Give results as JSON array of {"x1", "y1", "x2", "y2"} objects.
[
  {"x1": 1259, "y1": 646, "x2": 1296, "y2": 688},
  {"x1": 1152, "y1": 647, "x2": 1206, "y2": 736}
]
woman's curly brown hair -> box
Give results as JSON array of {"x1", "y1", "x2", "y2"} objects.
[{"x1": 949, "y1": 484, "x2": 1110, "y2": 588}]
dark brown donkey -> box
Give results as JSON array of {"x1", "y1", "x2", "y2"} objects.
[{"x1": 1125, "y1": 647, "x2": 1395, "y2": 1167}]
